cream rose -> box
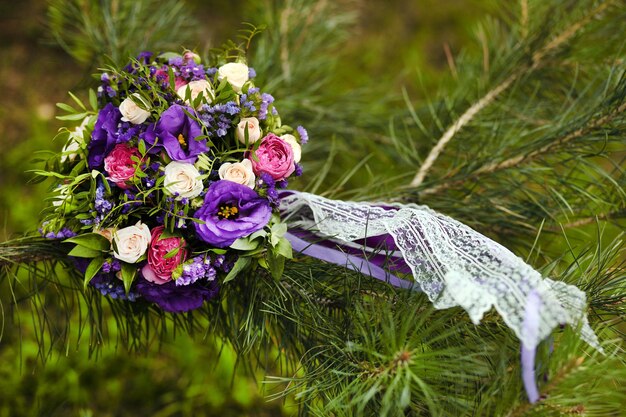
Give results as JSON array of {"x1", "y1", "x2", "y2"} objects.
[
  {"x1": 217, "y1": 62, "x2": 249, "y2": 93},
  {"x1": 177, "y1": 79, "x2": 213, "y2": 107},
  {"x1": 235, "y1": 117, "x2": 262, "y2": 145},
  {"x1": 119, "y1": 94, "x2": 150, "y2": 124},
  {"x1": 218, "y1": 159, "x2": 256, "y2": 189},
  {"x1": 163, "y1": 161, "x2": 204, "y2": 200},
  {"x1": 112, "y1": 222, "x2": 151, "y2": 263},
  {"x1": 280, "y1": 134, "x2": 302, "y2": 163}
]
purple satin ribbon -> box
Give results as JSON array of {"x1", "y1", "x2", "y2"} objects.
[
  {"x1": 521, "y1": 290, "x2": 542, "y2": 403},
  {"x1": 285, "y1": 231, "x2": 414, "y2": 289}
]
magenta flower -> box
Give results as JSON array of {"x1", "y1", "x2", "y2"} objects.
[
  {"x1": 104, "y1": 143, "x2": 142, "y2": 188},
  {"x1": 141, "y1": 226, "x2": 187, "y2": 285},
  {"x1": 248, "y1": 133, "x2": 295, "y2": 180}
]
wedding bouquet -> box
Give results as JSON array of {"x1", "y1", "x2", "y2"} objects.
[{"x1": 40, "y1": 49, "x2": 308, "y2": 313}]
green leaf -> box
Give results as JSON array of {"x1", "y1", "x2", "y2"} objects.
[
  {"x1": 56, "y1": 102, "x2": 77, "y2": 113},
  {"x1": 160, "y1": 228, "x2": 177, "y2": 239},
  {"x1": 223, "y1": 256, "x2": 251, "y2": 283},
  {"x1": 68, "y1": 91, "x2": 87, "y2": 111},
  {"x1": 138, "y1": 139, "x2": 146, "y2": 156},
  {"x1": 163, "y1": 246, "x2": 180, "y2": 259},
  {"x1": 271, "y1": 222, "x2": 288, "y2": 237},
  {"x1": 84, "y1": 257, "x2": 105, "y2": 290},
  {"x1": 267, "y1": 251, "x2": 285, "y2": 281},
  {"x1": 88, "y1": 89, "x2": 98, "y2": 110},
  {"x1": 120, "y1": 262, "x2": 137, "y2": 295},
  {"x1": 158, "y1": 52, "x2": 182, "y2": 61},
  {"x1": 57, "y1": 113, "x2": 89, "y2": 121},
  {"x1": 64, "y1": 233, "x2": 111, "y2": 251},
  {"x1": 276, "y1": 237, "x2": 293, "y2": 259},
  {"x1": 68, "y1": 245, "x2": 102, "y2": 258},
  {"x1": 270, "y1": 222, "x2": 288, "y2": 246},
  {"x1": 230, "y1": 237, "x2": 261, "y2": 251},
  {"x1": 168, "y1": 67, "x2": 176, "y2": 91}
]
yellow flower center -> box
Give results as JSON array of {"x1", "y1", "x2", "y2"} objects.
[
  {"x1": 217, "y1": 204, "x2": 239, "y2": 220},
  {"x1": 178, "y1": 133, "x2": 188, "y2": 150}
]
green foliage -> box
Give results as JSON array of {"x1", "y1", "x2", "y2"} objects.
[{"x1": 47, "y1": 0, "x2": 200, "y2": 68}]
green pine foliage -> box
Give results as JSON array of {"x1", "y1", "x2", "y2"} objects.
[{"x1": 1, "y1": 0, "x2": 625, "y2": 415}]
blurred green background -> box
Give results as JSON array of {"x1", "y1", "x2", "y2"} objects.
[{"x1": 0, "y1": 0, "x2": 497, "y2": 415}]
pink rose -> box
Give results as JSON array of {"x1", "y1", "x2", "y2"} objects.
[
  {"x1": 248, "y1": 134, "x2": 295, "y2": 180},
  {"x1": 103, "y1": 143, "x2": 142, "y2": 189},
  {"x1": 141, "y1": 226, "x2": 187, "y2": 285}
]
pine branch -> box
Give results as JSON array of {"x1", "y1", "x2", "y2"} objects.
[
  {"x1": 409, "y1": 74, "x2": 516, "y2": 187},
  {"x1": 408, "y1": 0, "x2": 618, "y2": 188},
  {"x1": 418, "y1": 100, "x2": 626, "y2": 197},
  {"x1": 46, "y1": 0, "x2": 200, "y2": 67},
  {"x1": 546, "y1": 209, "x2": 626, "y2": 230},
  {"x1": 0, "y1": 236, "x2": 69, "y2": 266}
]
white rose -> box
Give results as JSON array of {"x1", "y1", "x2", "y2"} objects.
[
  {"x1": 164, "y1": 161, "x2": 204, "y2": 200},
  {"x1": 119, "y1": 94, "x2": 150, "y2": 125},
  {"x1": 235, "y1": 117, "x2": 262, "y2": 145},
  {"x1": 217, "y1": 62, "x2": 249, "y2": 93},
  {"x1": 281, "y1": 134, "x2": 302, "y2": 163},
  {"x1": 112, "y1": 222, "x2": 151, "y2": 263},
  {"x1": 218, "y1": 159, "x2": 256, "y2": 189},
  {"x1": 177, "y1": 80, "x2": 213, "y2": 107}
]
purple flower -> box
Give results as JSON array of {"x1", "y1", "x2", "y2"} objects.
[
  {"x1": 88, "y1": 103, "x2": 122, "y2": 168},
  {"x1": 297, "y1": 125, "x2": 309, "y2": 144},
  {"x1": 141, "y1": 105, "x2": 207, "y2": 163},
  {"x1": 134, "y1": 279, "x2": 218, "y2": 312},
  {"x1": 258, "y1": 93, "x2": 274, "y2": 120},
  {"x1": 137, "y1": 51, "x2": 153, "y2": 64},
  {"x1": 175, "y1": 255, "x2": 216, "y2": 286},
  {"x1": 194, "y1": 180, "x2": 272, "y2": 247},
  {"x1": 294, "y1": 163, "x2": 303, "y2": 176},
  {"x1": 259, "y1": 173, "x2": 279, "y2": 206}
]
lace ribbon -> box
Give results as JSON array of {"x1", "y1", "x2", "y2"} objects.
[{"x1": 280, "y1": 191, "x2": 602, "y2": 401}]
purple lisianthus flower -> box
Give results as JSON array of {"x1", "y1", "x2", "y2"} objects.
[
  {"x1": 141, "y1": 104, "x2": 207, "y2": 163},
  {"x1": 194, "y1": 180, "x2": 272, "y2": 247},
  {"x1": 88, "y1": 103, "x2": 122, "y2": 168},
  {"x1": 134, "y1": 279, "x2": 218, "y2": 312}
]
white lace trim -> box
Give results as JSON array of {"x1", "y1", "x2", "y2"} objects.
[{"x1": 280, "y1": 191, "x2": 602, "y2": 351}]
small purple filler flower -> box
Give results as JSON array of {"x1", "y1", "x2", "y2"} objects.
[
  {"x1": 194, "y1": 180, "x2": 271, "y2": 247},
  {"x1": 141, "y1": 104, "x2": 207, "y2": 163}
]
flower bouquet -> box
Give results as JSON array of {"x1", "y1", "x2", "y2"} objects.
[{"x1": 41, "y1": 49, "x2": 307, "y2": 313}]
